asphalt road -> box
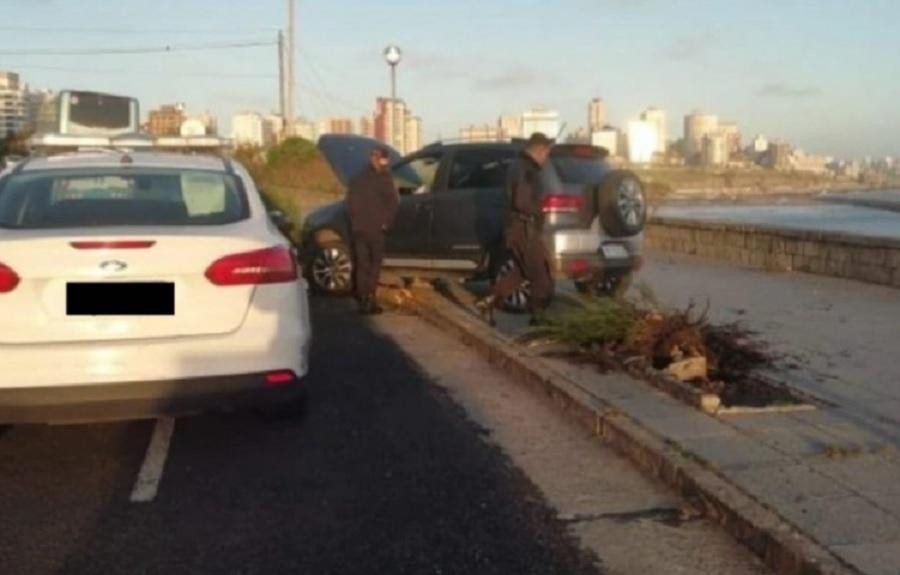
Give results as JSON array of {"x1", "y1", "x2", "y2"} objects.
[{"x1": 0, "y1": 298, "x2": 600, "y2": 575}]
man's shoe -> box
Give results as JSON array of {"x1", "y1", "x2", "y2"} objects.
[{"x1": 475, "y1": 295, "x2": 497, "y2": 327}]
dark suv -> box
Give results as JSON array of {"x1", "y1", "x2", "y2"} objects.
[{"x1": 301, "y1": 135, "x2": 646, "y2": 309}]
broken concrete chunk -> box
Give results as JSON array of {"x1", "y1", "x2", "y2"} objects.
[{"x1": 665, "y1": 356, "x2": 708, "y2": 382}]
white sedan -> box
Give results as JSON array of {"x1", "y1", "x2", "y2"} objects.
[{"x1": 0, "y1": 151, "x2": 311, "y2": 423}]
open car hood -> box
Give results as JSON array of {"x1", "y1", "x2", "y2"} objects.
[{"x1": 317, "y1": 134, "x2": 404, "y2": 187}]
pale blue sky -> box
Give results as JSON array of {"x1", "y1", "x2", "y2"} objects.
[{"x1": 4, "y1": 0, "x2": 899, "y2": 159}]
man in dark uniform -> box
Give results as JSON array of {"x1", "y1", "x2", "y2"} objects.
[
  {"x1": 476, "y1": 132, "x2": 554, "y2": 326},
  {"x1": 346, "y1": 146, "x2": 400, "y2": 315}
]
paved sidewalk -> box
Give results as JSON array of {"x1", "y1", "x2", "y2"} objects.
[
  {"x1": 632, "y1": 251, "x2": 900, "y2": 448},
  {"x1": 443, "y1": 268, "x2": 900, "y2": 574}
]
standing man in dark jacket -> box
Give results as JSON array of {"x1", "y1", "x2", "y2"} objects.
[
  {"x1": 346, "y1": 146, "x2": 400, "y2": 315},
  {"x1": 476, "y1": 133, "x2": 554, "y2": 326}
]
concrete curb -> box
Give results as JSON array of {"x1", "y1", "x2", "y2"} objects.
[{"x1": 403, "y1": 287, "x2": 859, "y2": 575}]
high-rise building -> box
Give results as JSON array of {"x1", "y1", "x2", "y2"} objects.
[
  {"x1": 718, "y1": 121, "x2": 741, "y2": 155},
  {"x1": 701, "y1": 133, "x2": 728, "y2": 166},
  {"x1": 762, "y1": 141, "x2": 792, "y2": 170},
  {"x1": 588, "y1": 98, "x2": 606, "y2": 133},
  {"x1": 640, "y1": 107, "x2": 667, "y2": 155},
  {"x1": 521, "y1": 108, "x2": 560, "y2": 139},
  {"x1": 231, "y1": 112, "x2": 274, "y2": 147},
  {"x1": 147, "y1": 104, "x2": 186, "y2": 137},
  {"x1": 684, "y1": 111, "x2": 719, "y2": 161},
  {"x1": 374, "y1": 97, "x2": 408, "y2": 152},
  {"x1": 294, "y1": 118, "x2": 316, "y2": 141},
  {"x1": 405, "y1": 114, "x2": 422, "y2": 153},
  {"x1": 498, "y1": 115, "x2": 522, "y2": 139},
  {"x1": 460, "y1": 124, "x2": 502, "y2": 143},
  {"x1": 265, "y1": 114, "x2": 286, "y2": 142},
  {"x1": 359, "y1": 114, "x2": 375, "y2": 138},
  {"x1": 0, "y1": 71, "x2": 27, "y2": 138},
  {"x1": 317, "y1": 117, "x2": 355, "y2": 137},
  {"x1": 25, "y1": 88, "x2": 55, "y2": 134},
  {"x1": 626, "y1": 120, "x2": 658, "y2": 164},
  {"x1": 591, "y1": 128, "x2": 620, "y2": 157},
  {"x1": 373, "y1": 97, "x2": 420, "y2": 154}
]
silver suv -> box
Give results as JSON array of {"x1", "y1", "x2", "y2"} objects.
[{"x1": 301, "y1": 135, "x2": 646, "y2": 308}]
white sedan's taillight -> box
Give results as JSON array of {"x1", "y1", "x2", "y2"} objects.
[
  {"x1": 0, "y1": 262, "x2": 20, "y2": 293},
  {"x1": 205, "y1": 246, "x2": 298, "y2": 286}
]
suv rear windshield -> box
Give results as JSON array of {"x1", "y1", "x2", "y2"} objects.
[
  {"x1": 551, "y1": 155, "x2": 609, "y2": 185},
  {"x1": 0, "y1": 169, "x2": 249, "y2": 229}
]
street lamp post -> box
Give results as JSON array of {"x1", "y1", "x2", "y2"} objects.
[
  {"x1": 384, "y1": 44, "x2": 402, "y2": 102},
  {"x1": 383, "y1": 45, "x2": 402, "y2": 150}
]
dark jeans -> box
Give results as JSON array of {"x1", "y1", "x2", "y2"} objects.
[
  {"x1": 352, "y1": 233, "x2": 386, "y2": 303},
  {"x1": 492, "y1": 223, "x2": 553, "y2": 313}
]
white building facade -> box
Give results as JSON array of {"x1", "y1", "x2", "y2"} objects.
[
  {"x1": 640, "y1": 107, "x2": 667, "y2": 155},
  {"x1": 626, "y1": 120, "x2": 658, "y2": 164},
  {"x1": 0, "y1": 72, "x2": 27, "y2": 138},
  {"x1": 684, "y1": 111, "x2": 719, "y2": 160},
  {"x1": 588, "y1": 98, "x2": 606, "y2": 133},
  {"x1": 231, "y1": 112, "x2": 273, "y2": 147},
  {"x1": 521, "y1": 108, "x2": 560, "y2": 139}
]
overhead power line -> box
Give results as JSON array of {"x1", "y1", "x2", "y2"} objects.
[
  {"x1": 0, "y1": 25, "x2": 277, "y2": 35},
  {"x1": 11, "y1": 64, "x2": 276, "y2": 79},
  {"x1": 0, "y1": 40, "x2": 276, "y2": 56}
]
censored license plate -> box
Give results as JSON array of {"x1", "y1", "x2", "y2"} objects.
[
  {"x1": 66, "y1": 283, "x2": 175, "y2": 316},
  {"x1": 600, "y1": 244, "x2": 630, "y2": 260}
]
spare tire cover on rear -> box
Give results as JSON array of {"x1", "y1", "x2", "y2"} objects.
[{"x1": 596, "y1": 170, "x2": 646, "y2": 237}]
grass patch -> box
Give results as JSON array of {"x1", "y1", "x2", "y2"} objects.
[{"x1": 234, "y1": 138, "x2": 345, "y2": 239}]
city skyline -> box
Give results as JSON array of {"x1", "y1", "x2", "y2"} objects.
[{"x1": 2, "y1": 0, "x2": 900, "y2": 160}]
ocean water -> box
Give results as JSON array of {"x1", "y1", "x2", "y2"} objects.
[{"x1": 655, "y1": 192, "x2": 900, "y2": 241}]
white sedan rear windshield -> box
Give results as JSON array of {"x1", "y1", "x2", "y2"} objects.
[{"x1": 0, "y1": 169, "x2": 249, "y2": 229}]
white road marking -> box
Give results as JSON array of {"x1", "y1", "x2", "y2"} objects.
[{"x1": 130, "y1": 416, "x2": 176, "y2": 503}]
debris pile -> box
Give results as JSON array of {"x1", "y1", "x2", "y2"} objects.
[{"x1": 525, "y1": 291, "x2": 788, "y2": 407}]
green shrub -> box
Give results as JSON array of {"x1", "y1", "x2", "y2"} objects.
[{"x1": 530, "y1": 298, "x2": 639, "y2": 347}]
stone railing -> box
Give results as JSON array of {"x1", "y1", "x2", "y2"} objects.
[{"x1": 645, "y1": 217, "x2": 900, "y2": 288}]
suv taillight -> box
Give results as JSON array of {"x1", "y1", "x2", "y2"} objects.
[
  {"x1": 542, "y1": 194, "x2": 584, "y2": 213},
  {"x1": 0, "y1": 263, "x2": 20, "y2": 293},
  {"x1": 205, "y1": 246, "x2": 298, "y2": 286}
]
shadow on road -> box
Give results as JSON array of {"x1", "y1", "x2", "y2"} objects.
[{"x1": 2, "y1": 297, "x2": 603, "y2": 575}]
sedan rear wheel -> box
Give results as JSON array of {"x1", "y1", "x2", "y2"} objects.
[{"x1": 309, "y1": 241, "x2": 353, "y2": 295}]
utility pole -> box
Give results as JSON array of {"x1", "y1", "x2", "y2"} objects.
[
  {"x1": 285, "y1": 0, "x2": 296, "y2": 137},
  {"x1": 277, "y1": 30, "x2": 286, "y2": 123}
]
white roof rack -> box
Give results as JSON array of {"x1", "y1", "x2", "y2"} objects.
[{"x1": 28, "y1": 133, "x2": 233, "y2": 153}]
